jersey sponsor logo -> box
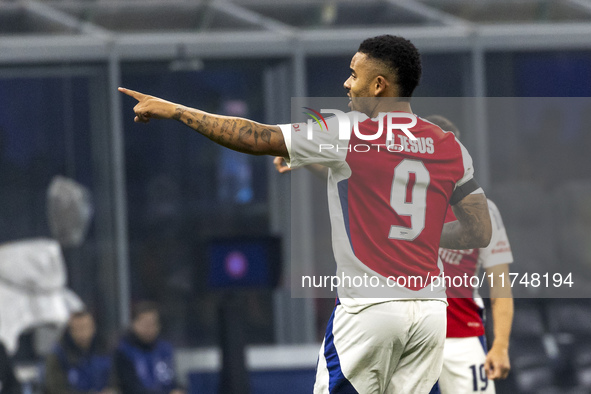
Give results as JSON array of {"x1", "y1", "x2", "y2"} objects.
[
  {"x1": 439, "y1": 248, "x2": 475, "y2": 265},
  {"x1": 492, "y1": 247, "x2": 511, "y2": 254},
  {"x1": 491, "y1": 240, "x2": 511, "y2": 254}
]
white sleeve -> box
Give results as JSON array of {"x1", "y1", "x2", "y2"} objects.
[
  {"x1": 455, "y1": 139, "x2": 475, "y2": 188},
  {"x1": 478, "y1": 200, "x2": 514, "y2": 269},
  {"x1": 278, "y1": 111, "x2": 364, "y2": 169}
]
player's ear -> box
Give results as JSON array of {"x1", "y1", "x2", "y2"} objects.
[{"x1": 374, "y1": 75, "x2": 388, "y2": 96}]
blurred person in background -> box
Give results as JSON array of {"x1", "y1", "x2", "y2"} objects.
[
  {"x1": 424, "y1": 116, "x2": 513, "y2": 394},
  {"x1": 114, "y1": 302, "x2": 185, "y2": 394},
  {"x1": 45, "y1": 310, "x2": 117, "y2": 394},
  {"x1": 0, "y1": 340, "x2": 21, "y2": 394}
]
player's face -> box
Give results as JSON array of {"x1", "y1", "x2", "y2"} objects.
[
  {"x1": 343, "y1": 52, "x2": 375, "y2": 114},
  {"x1": 132, "y1": 311, "x2": 161, "y2": 344}
]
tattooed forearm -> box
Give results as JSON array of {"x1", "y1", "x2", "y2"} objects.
[
  {"x1": 172, "y1": 106, "x2": 186, "y2": 121},
  {"x1": 440, "y1": 221, "x2": 473, "y2": 249},
  {"x1": 221, "y1": 119, "x2": 231, "y2": 135},
  {"x1": 185, "y1": 110, "x2": 202, "y2": 127},
  {"x1": 198, "y1": 114, "x2": 208, "y2": 134},
  {"x1": 238, "y1": 125, "x2": 253, "y2": 143},
  {"x1": 172, "y1": 106, "x2": 286, "y2": 156},
  {"x1": 440, "y1": 193, "x2": 492, "y2": 249}
]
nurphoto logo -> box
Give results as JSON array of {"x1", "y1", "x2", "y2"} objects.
[{"x1": 302, "y1": 108, "x2": 418, "y2": 141}]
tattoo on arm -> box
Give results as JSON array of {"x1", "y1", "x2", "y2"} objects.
[
  {"x1": 172, "y1": 106, "x2": 186, "y2": 121},
  {"x1": 173, "y1": 107, "x2": 286, "y2": 155},
  {"x1": 186, "y1": 111, "x2": 202, "y2": 127},
  {"x1": 441, "y1": 194, "x2": 491, "y2": 249},
  {"x1": 261, "y1": 129, "x2": 271, "y2": 144},
  {"x1": 199, "y1": 115, "x2": 209, "y2": 134},
  {"x1": 456, "y1": 199, "x2": 487, "y2": 245},
  {"x1": 238, "y1": 125, "x2": 253, "y2": 143},
  {"x1": 221, "y1": 119, "x2": 231, "y2": 135}
]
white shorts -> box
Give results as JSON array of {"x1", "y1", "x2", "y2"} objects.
[
  {"x1": 434, "y1": 336, "x2": 496, "y2": 394},
  {"x1": 314, "y1": 300, "x2": 446, "y2": 394}
]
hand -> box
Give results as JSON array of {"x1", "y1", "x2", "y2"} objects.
[
  {"x1": 484, "y1": 344, "x2": 511, "y2": 380},
  {"x1": 118, "y1": 87, "x2": 177, "y2": 123},
  {"x1": 170, "y1": 389, "x2": 187, "y2": 394},
  {"x1": 273, "y1": 156, "x2": 292, "y2": 173}
]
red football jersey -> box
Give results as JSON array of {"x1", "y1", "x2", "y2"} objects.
[
  {"x1": 281, "y1": 112, "x2": 477, "y2": 311},
  {"x1": 344, "y1": 115, "x2": 468, "y2": 289}
]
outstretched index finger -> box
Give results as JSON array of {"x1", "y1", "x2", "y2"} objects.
[{"x1": 118, "y1": 87, "x2": 146, "y2": 101}]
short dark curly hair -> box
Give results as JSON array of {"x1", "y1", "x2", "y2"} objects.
[{"x1": 358, "y1": 35, "x2": 422, "y2": 100}]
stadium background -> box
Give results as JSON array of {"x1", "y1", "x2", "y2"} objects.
[{"x1": 1, "y1": 0, "x2": 591, "y2": 393}]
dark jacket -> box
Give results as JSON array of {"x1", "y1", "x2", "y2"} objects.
[
  {"x1": 0, "y1": 342, "x2": 21, "y2": 394},
  {"x1": 114, "y1": 332, "x2": 181, "y2": 394},
  {"x1": 45, "y1": 331, "x2": 116, "y2": 394}
]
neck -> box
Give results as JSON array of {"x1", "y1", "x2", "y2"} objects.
[{"x1": 367, "y1": 98, "x2": 412, "y2": 118}]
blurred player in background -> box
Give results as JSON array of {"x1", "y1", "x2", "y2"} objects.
[
  {"x1": 115, "y1": 302, "x2": 185, "y2": 394},
  {"x1": 45, "y1": 310, "x2": 117, "y2": 394},
  {"x1": 119, "y1": 34, "x2": 492, "y2": 393},
  {"x1": 425, "y1": 116, "x2": 513, "y2": 394}
]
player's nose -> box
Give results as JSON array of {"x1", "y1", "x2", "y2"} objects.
[{"x1": 343, "y1": 77, "x2": 351, "y2": 90}]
